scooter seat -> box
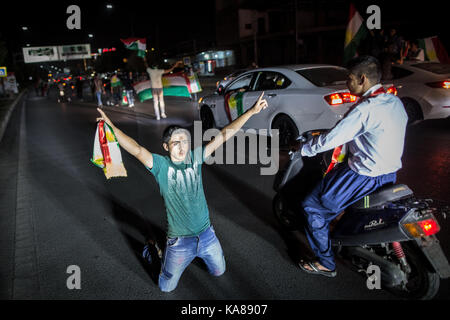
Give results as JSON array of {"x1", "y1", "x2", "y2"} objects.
[{"x1": 351, "y1": 184, "x2": 413, "y2": 210}]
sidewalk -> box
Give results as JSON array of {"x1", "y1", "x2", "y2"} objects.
[{"x1": 0, "y1": 90, "x2": 27, "y2": 144}]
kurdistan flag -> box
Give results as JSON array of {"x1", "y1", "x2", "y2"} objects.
[
  {"x1": 418, "y1": 36, "x2": 450, "y2": 64},
  {"x1": 132, "y1": 73, "x2": 194, "y2": 102},
  {"x1": 224, "y1": 91, "x2": 244, "y2": 123},
  {"x1": 343, "y1": 3, "x2": 368, "y2": 65},
  {"x1": 120, "y1": 38, "x2": 146, "y2": 58},
  {"x1": 133, "y1": 80, "x2": 153, "y2": 102},
  {"x1": 162, "y1": 72, "x2": 202, "y2": 96}
]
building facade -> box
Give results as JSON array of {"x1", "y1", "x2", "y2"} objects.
[{"x1": 215, "y1": 0, "x2": 349, "y2": 69}]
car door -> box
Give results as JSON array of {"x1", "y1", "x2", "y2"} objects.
[
  {"x1": 242, "y1": 71, "x2": 291, "y2": 130},
  {"x1": 220, "y1": 72, "x2": 257, "y2": 126}
]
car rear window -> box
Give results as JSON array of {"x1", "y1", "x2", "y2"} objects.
[
  {"x1": 296, "y1": 67, "x2": 349, "y2": 87},
  {"x1": 411, "y1": 63, "x2": 450, "y2": 74}
]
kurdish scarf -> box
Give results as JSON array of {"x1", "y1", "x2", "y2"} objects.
[{"x1": 91, "y1": 120, "x2": 127, "y2": 179}]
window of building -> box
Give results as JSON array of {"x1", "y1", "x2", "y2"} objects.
[{"x1": 257, "y1": 17, "x2": 266, "y2": 35}]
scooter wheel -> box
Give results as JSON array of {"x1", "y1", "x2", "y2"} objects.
[{"x1": 387, "y1": 242, "x2": 440, "y2": 300}]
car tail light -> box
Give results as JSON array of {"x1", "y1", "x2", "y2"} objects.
[
  {"x1": 426, "y1": 80, "x2": 450, "y2": 89},
  {"x1": 403, "y1": 217, "x2": 440, "y2": 237},
  {"x1": 324, "y1": 92, "x2": 358, "y2": 106},
  {"x1": 386, "y1": 86, "x2": 398, "y2": 95}
]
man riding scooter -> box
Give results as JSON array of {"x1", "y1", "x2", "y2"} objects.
[{"x1": 298, "y1": 55, "x2": 408, "y2": 277}]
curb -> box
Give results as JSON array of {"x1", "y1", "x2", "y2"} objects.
[{"x1": 0, "y1": 90, "x2": 27, "y2": 144}]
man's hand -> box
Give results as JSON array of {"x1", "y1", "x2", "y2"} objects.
[
  {"x1": 250, "y1": 91, "x2": 268, "y2": 115},
  {"x1": 96, "y1": 108, "x2": 154, "y2": 168},
  {"x1": 204, "y1": 92, "x2": 268, "y2": 159},
  {"x1": 97, "y1": 108, "x2": 114, "y2": 128}
]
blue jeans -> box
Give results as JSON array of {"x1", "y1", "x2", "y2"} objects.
[
  {"x1": 302, "y1": 163, "x2": 396, "y2": 271},
  {"x1": 96, "y1": 91, "x2": 102, "y2": 106},
  {"x1": 126, "y1": 90, "x2": 134, "y2": 106},
  {"x1": 158, "y1": 225, "x2": 226, "y2": 292}
]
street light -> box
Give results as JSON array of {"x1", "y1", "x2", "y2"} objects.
[
  {"x1": 106, "y1": 4, "x2": 113, "y2": 9},
  {"x1": 88, "y1": 34, "x2": 94, "y2": 38},
  {"x1": 22, "y1": 26, "x2": 28, "y2": 31}
]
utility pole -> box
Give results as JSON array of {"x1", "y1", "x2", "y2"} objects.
[
  {"x1": 253, "y1": 12, "x2": 258, "y2": 66},
  {"x1": 294, "y1": 0, "x2": 298, "y2": 63}
]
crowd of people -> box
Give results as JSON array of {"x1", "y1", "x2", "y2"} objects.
[
  {"x1": 33, "y1": 77, "x2": 50, "y2": 97},
  {"x1": 42, "y1": 60, "x2": 197, "y2": 118},
  {"x1": 358, "y1": 28, "x2": 426, "y2": 80},
  {"x1": 90, "y1": 71, "x2": 146, "y2": 108}
]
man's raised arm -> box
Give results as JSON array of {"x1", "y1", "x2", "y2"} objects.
[
  {"x1": 204, "y1": 92, "x2": 268, "y2": 159},
  {"x1": 163, "y1": 61, "x2": 183, "y2": 74},
  {"x1": 96, "y1": 108, "x2": 154, "y2": 168}
]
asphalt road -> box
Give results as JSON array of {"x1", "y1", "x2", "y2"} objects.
[{"x1": 0, "y1": 89, "x2": 449, "y2": 300}]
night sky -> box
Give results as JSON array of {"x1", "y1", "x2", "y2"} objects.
[
  {"x1": 2, "y1": 0, "x2": 448, "y2": 60},
  {"x1": 3, "y1": 0, "x2": 216, "y2": 53}
]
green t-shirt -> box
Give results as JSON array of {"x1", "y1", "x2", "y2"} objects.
[{"x1": 147, "y1": 146, "x2": 210, "y2": 237}]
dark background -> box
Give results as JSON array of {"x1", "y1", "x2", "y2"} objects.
[{"x1": 1, "y1": 0, "x2": 448, "y2": 80}]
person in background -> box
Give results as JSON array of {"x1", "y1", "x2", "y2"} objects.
[
  {"x1": 185, "y1": 65, "x2": 198, "y2": 102},
  {"x1": 34, "y1": 77, "x2": 41, "y2": 96},
  {"x1": 406, "y1": 40, "x2": 425, "y2": 62},
  {"x1": 122, "y1": 71, "x2": 135, "y2": 108},
  {"x1": 90, "y1": 77, "x2": 97, "y2": 102},
  {"x1": 94, "y1": 75, "x2": 105, "y2": 107},
  {"x1": 110, "y1": 72, "x2": 122, "y2": 106},
  {"x1": 76, "y1": 76, "x2": 84, "y2": 101},
  {"x1": 144, "y1": 57, "x2": 183, "y2": 120}
]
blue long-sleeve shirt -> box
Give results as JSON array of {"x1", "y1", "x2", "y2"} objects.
[{"x1": 301, "y1": 84, "x2": 408, "y2": 177}]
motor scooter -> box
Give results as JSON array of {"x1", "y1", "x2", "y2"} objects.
[{"x1": 273, "y1": 130, "x2": 450, "y2": 299}]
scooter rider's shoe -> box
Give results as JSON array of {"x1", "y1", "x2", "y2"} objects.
[{"x1": 298, "y1": 260, "x2": 337, "y2": 278}]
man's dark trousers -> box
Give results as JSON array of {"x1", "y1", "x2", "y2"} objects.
[{"x1": 302, "y1": 163, "x2": 396, "y2": 271}]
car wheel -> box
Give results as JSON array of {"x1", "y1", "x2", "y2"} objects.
[
  {"x1": 401, "y1": 97, "x2": 423, "y2": 125},
  {"x1": 272, "y1": 115, "x2": 299, "y2": 148},
  {"x1": 200, "y1": 106, "x2": 216, "y2": 132},
  {"x1": 273, "y1": 193, "x2": 298, "y2": 231}
]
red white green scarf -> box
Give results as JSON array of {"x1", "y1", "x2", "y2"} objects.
[{"x1": 91, "y1": 120, "x2": 127, "y2": 179}]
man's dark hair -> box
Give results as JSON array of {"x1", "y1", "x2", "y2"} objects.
[
  {"x1": 410, "y1": 39, "x2": 419, "y2": 47},
  {"x1": 347, "y1": 55, "x2": 382, "y2": 84},
  {"x1": 162, "y1": 125, "x2": 190, "y2": 144}
]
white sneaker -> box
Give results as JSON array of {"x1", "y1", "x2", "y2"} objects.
[
  {"x1": 161, "y1": 113, "x2": 167, "y2": 118},
  {"x1": 156, "y1": 116, "x2": 161, "y2": 121}
]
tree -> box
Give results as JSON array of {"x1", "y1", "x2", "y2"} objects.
[{"x1": 0, "y1": 39, "x2": 7, "y2": 66}]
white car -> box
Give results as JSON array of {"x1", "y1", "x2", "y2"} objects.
[
  {"x1": 388, "y1": 62, "x2": 450, "y2": 123},
  {"x1": 215, "y1": 69, "x2": 249, "y2": 94},
  {"x1": 200, "y1": 65, "x2": 387, "y2": 146}
]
